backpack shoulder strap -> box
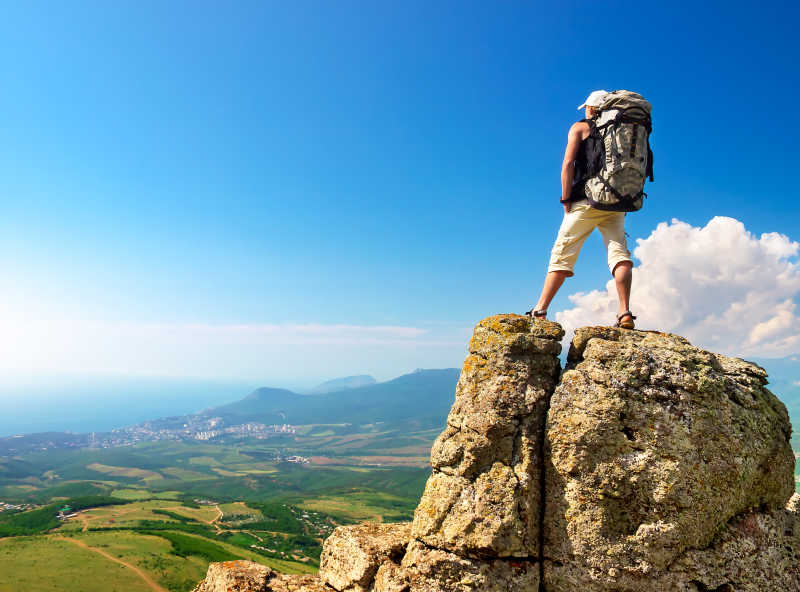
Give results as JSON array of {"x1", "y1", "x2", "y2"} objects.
[{"x1": 579, "y1": 118, "x2": 598, "y2": 137}]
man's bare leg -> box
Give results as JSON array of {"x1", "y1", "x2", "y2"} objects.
[
  {"x1": 613, "y1": 261, "x2": 633, "y2": 319},
  {"x1": 532, "y1": 270, "x2": 570, "y2": 315}
]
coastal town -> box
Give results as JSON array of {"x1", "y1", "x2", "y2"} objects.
[
  {"x1": 0, "y1": 416, "x2": 300, "y2": 455},
  {"x1": 0, "y1": 502, "x2": 30, "y2": 514},
  {"x1": 108, "y1": 417, "x2": 297, "y2": 446}
]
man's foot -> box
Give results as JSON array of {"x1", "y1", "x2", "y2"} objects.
[
  {"x1": 615, "y1": 311, "x2": 636, "y2": 329},
  {"x1": 525, "y1": 309, "x2": 547, "y2": 319}
]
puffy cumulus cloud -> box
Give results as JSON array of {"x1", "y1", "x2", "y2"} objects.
[{"x1": 556, "y1": 217, "x2": 800, "y2": 358}]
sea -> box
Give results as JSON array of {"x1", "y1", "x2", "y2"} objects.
[{"x1": 0, "y1": 376, "x2": 260, "y2": 438}]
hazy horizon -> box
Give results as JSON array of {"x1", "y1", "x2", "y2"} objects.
[
  {"x1": 0, "y1": 366, "x2": 465, "y2": 437},
  {"x1": 1, "y1": 355, "x2": 797, "y2": 439}
]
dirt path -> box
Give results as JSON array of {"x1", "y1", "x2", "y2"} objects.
[
  {"x1": 210, "y1": 504, "x2": 224, "y2": 533},
  {"x1": 54, "y1": 535, "x2": 168, "y2": 592},
  {"x1": 211, "y1": 505, "x2": 223, "y2": 524},
  {"x1": 78, "y1": 513, "x2": 90, "y2": 532},
  {"x1": 245, "y1": 530, "x2": 264, "y2": 542},
  {"x1": 72, "y1": 505, "x2": 138, "y2": 532},
  {"x1": 161, "y1": 503, "x2": 225, "y2": 533}
]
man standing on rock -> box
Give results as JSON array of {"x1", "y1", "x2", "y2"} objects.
[{"x1": 527, "y1": 89, "x2": 653, "y2": 330}]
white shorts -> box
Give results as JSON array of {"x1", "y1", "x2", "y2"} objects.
[{"x1": 547, "y1": 203, "x2": 633, "y2": 276}]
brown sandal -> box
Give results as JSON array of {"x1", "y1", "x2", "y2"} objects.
[
  {"x1": 615, "y1": 311, "x2": 636, "y2": 329},
  {"x1": 525, "y1": 309, "x2": 547, "y2": 319}
]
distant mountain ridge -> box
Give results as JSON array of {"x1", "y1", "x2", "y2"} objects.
[
  {"x1": 207, "y1": 368, "x2": 460, "y2": 428},
  {"x1": 0, "y1": 369, "x2": 461, "y2": 453},
  {"x1": 308, "y1": 374, "x2": 377, "y2": 394}
]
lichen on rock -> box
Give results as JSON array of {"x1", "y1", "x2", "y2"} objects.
[
  {"x1": 191, "y1": 560, "x2": 329, "y2": 592},
  {"x1": 544, "y1": 326, "x2": 796, "y2": 590},
  {"x1": 412, "y1": 314, "x2": 563, "y2": 558},
  {"x1": 398, "y1": 540, "x2": 539, "y2": 592},
  {"x1": 319, "y1": 523, "x2": 410, "y2": 592}
]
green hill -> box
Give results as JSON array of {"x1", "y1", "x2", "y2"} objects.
[{"x1": 209, "y1": 368, "x2": 459, "y2": 428}]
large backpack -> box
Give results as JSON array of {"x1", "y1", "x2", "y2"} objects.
[{"x1": 583, "y1": 90, "x2": 654, "y2": 212}]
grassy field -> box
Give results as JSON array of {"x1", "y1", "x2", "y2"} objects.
[
  {"x1": 0, "y1": 431, "x2": 431, "y2": 590},
  {"x1": 218, "y1": 501, "x2": 262, "y2": 519},
  {"x1": 87, "y1": 463, "x2": 164, "y2": 482},
  {"x1": 0, "y1": 411, "x2": 796, "y2": 592},
  {"x1": 0, "y1": 500, "x2": 321, "y2": 592},
  {"x1": 111, "y1": 489, "x2": 183, "y2": 501},
  {"x1": 61, "y1": 500, "x2": 193, "y2": 531},
  {"x1": 296, "y1": 490, "x2": 416, "y2": 523},
  {"x1": 166, "y1": 505, "x2": 221, "y2": 523},
  {"x1": 0, "y1": 535, "x2": 158, "y2": 592},
  {"x1": 0, "y1": 437, "x2": 432, "y2": 503}
]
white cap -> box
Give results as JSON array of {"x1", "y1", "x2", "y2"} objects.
[{"x1": 578, "y1": 90, "x2": 609, "y2": 110}]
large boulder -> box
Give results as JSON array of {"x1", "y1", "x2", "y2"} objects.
[
  {"x1": 411, "y1": 314, "x2": 563, "y2": 557},
  {"x1": 396, "y1": 540, "x2": 539, "y2": 592},
  {"x1": 543, "y1": 326, "x2": 796, "y2": 589},
  {"x1": 191, "y1": 560, "x2": 329, "y2": 592},
  {"x1": 192, "y1": 561, "x2": 273, "y2": 592},
  {"x1": 319, "y1": 523, "x2": 411, "y2": 592},
  {"x1": 544, "y1": 499, "x2": 800, "y2": 591}
]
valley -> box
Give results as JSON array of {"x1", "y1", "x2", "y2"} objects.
[
  {"x1": 0, "y1": 364, "x2": 797, "y2": 592},
  {"x1": 0, "y1": 431, "x2": 434, "y2": 592}
]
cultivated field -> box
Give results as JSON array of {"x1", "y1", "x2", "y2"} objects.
[
  {"x1": 0, "y1": 435, "x2": 430, "y2": 591},
  {"x1": 0, "y1": 534, "x2": 159, "y2": 592}
]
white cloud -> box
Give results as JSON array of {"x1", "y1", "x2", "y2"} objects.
[
  {"x1": 793, "y1": 380, "x2": 800, "y2": 387},
  {"x1": 556, "y1": 217, "x2": 800, "y2": 358}
]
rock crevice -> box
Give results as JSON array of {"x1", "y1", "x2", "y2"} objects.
[{"x1": 193, "y1": 315, "x2": 799, "y2": 592}]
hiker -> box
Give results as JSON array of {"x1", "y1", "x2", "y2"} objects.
[{"x1": 527, "y1": 90, "x2": 653, "y2": 329}]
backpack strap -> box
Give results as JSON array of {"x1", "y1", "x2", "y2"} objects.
[
  {"x1": 591, "y1": 175, "x2": 646, "y2": 211},
  {"x1": 596, "y1": 108, "x2": 651, "y2": 132},
  {"x1": 560, "y1": 119, "x2": 601, "y2": 204},
  {"x1": 580, "y1": 118, "x2": 599, "y2": 134}
]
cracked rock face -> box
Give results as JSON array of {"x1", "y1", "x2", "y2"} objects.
[
  {"x1": 543, "y1": 501, "x2": 800, "y2": 591},
  {"x1": 411, "y1": 314, "x2": 563, "y2": 557},
  {"x1": 543, "y1": 326, "x2": 796, "y2": 590},
  {"x1": 397, "y1": 540, "x2": 540, "y2": 592},
  {"x1": 193, "y1": 316, "x2": 798, "y2": 592}
]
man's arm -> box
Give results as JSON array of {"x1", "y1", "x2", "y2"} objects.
[{"x1": 561, "y1": 122, "x2": 589, "y2": 213}]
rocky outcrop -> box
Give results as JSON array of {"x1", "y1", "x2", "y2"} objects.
[
  {"x1": 319, "y1": 523, "x2": 411, "y2": 592},
  {"x1": 193, "y1": 315, "x2": 798, "y2": 592},
  {"x1": 411, "y1": 315, "x2": 563, "y2": 558},
  {"x1": 191, "y1": 560, "x2": 327, "y2": 592},
  {"x1": 543, "y1": 326, "x2": 797, "y2": 590}
]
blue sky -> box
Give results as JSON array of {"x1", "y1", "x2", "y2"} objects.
[{"x1": 0, "y1": 1, "x2": 798, "y2": 390}]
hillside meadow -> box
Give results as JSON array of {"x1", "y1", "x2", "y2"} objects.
[
  {"x1": 0, "y1": 433, "x2": 431, "y2": 591},
  {"x1": 0, "y1": 416, "x2": 796, "y2": 592}
]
